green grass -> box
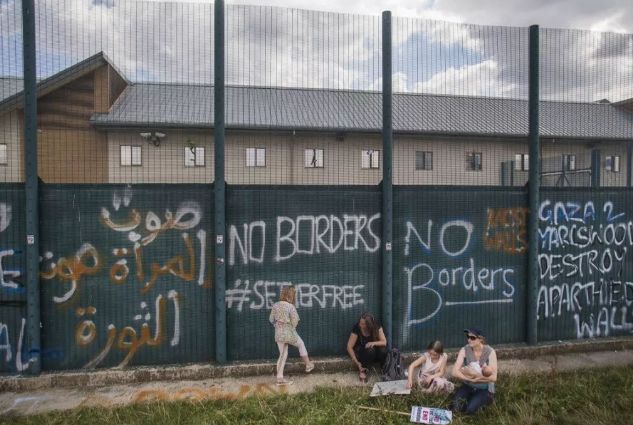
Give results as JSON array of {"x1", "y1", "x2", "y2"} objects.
[{"x1": 4, "y1": 365, "x2": 633, "y2": 425}]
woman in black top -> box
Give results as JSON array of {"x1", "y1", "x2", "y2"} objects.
[{"x1": 346, "y1": 312, "x2": 388, "y2": 382}]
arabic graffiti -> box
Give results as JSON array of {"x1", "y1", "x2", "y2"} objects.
[{"x1": 37, "y1": 186, "x2": 214, "y2": 370}]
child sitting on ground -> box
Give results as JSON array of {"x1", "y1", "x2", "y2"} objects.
[{"x1": 406, "y1": 340, "x2": 454, "y2": 393}]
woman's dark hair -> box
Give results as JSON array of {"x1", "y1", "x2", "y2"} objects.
[
  {"x1": 427, "y1": 340, "x2": 444, "y2": 354},
  {"x1": 359, "y1": 312, "x2": 380, "y2": 341}
]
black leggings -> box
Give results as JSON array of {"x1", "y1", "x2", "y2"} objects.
[{"x1": 355, "y1": 346, "x2": 387, "y2": 369}]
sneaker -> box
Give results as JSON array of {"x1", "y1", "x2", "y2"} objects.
[
  {"x1": 305, "y1": 362, "x2": 315, "y2": 373},
  {"x1": 276, "y1": 379, "x2": 294, "y2": 386}
]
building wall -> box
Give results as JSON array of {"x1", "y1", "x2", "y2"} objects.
[
  {"x1": 394, "y1": 136, "x2": 530, "y2": 186},
  {"x1": 38, "y1": 129, "x2": 108, "y2": 183},
  {"x1": 34, "y1": 65, "x2": 125, "y2": 183},
  {"x1": 107, "y1": 130, "x2": 214, "y2": 183},
  {"x1": 0, "y1": 111, "x2": 22, "y2": 182},
  {"x1": 595, "y1": 141, "x2": 629, "y2": 187},
  {"x1": 106, "y1": 129, "x2": 632, "y2": 186}
]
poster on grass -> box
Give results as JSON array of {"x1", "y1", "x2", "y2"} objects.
[{"x1": 410, "y1": 406, "x2": 452, "y2": 424}]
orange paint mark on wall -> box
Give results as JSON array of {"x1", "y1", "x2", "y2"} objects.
[{"x1": 484, "y1": 207, "x2": 528, "y2": 255}]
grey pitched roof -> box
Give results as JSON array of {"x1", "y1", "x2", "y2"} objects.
[
  {"x1": 0, "y1": 51, "x2": 128, "y2": 115},
  {"x1": 0, "y1": 77, "x2": 23, "y2": 102},
  {"x1": 91, "y1": 83, "x2": 633, "y2": 140}
]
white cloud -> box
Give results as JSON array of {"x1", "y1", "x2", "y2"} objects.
[{"x1": 413, "y1": 59, "x2": 517, "y2": 97}]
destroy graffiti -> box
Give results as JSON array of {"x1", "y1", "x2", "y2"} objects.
[{"x1": 537, "y1": 200, "x2": 633, "y2": 339}]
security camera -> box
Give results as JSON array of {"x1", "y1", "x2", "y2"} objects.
[{"x1": 139, "y1": 131, "x2": 166, "y2": 147}]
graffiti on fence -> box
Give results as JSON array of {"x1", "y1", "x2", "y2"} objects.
[
  {"x1": 0, "y1": 202, "x2": 23, "y2": 294},
  {"x1": 403, "y1": 217, "x2": 517, "y2": 328},
  {"x1": 395, "y1": 190, "x2": 527, "y2": 350},
  {"x1": 35, "y1": 187, "x2": 214, "y2": 369},
  {"x1": 484, "y1": 207, "x2": 528, "y2": 255},
  {"x1": 225, "y1": 212, "x2": 381, "y2": 313},
  {"x1": 0, "y1": 318, "x2": 29, "y2": 372},
  {"x1": 537, "y1": 199, "x2": 633, "y2": 339}
]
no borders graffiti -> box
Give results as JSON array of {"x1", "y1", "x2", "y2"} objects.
[
  {"x1": 392, "y1": 188, "x2": 529, "y2": 351},
  {"x1": 226, "y1": 213, "x2": 380, "y2": 312}
]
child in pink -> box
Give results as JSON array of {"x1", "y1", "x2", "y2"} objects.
[{"x1": 269, "y1": 286, "x2": 314, "y2": 385}]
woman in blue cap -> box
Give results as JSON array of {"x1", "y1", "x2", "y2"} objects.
[{"x1": 450, "y1": 327, "x2": 497, "y2": 415}]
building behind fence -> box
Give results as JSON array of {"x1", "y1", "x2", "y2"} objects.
[{"x1": 0, "y1": 0, "x2": 632, "y2": 374}]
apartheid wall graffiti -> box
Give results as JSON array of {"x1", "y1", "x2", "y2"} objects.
[
  {"x1": 538, "y1": 191, "x2": 633, "y2": 340},
  {"x1": 226, "y1": 187, "x2": 382, "y2": 360},
  {"x1": 38, "y1": 185, "x2": 214, "y2": 370},
  {"x1": 0, "y1": 185, "x2": 28, "y2": 373},
  {"x1": 393, "y1": 188, "x2": 528, "y2": 351}
]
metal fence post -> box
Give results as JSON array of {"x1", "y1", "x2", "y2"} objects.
[
  {"x1": 381, "y1": 10, "x2": 393, "y2": 347},
  {"x1": 526, "y1": 24, "x2": 540, "y2": 346},
  {"x1": 591, "y1": 149, "x2": 601, "y2": 187},
  {"x1": 214, "y1": 0, "x2": 227, "y2": 364},
  {"x1": 22, "y1": 0, "x2": 41, "y2": 374}
]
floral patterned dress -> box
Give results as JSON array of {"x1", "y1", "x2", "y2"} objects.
[{"x1": 269, "y1": 301, "x2": 300, "y2": 345}]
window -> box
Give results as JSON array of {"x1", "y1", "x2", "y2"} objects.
[
  {"x1": 185, "y1": 146, "x2": 205, "y2": 167},
  {"x1": 514, "y1": 153, "x2": 529, "y2": 171},
  {"x1": 246, "y1": 148, "x2": 266, "y2": 167},
  {"x1": 305, "y1": 148, "x2": 324, "y2": 168},
  {"x1": 120, "y1": 145, "x2": 142, "y2": 166},
  {"x1": 563, "y1": 154, "x2": 576, "y2": 171},
  {"x1": 0, "y1": 144, "x2": 7, "y2": 165},
  {"x1": 361, "y1": 149, "x2": 380, "y2": 169},
  {"x1": 467, "y1": 152, "x2": 482, "y2": 171},
  {"x1": 605, "y1": 155, "x2": 620, "y2": 173},
  {"x1": 415, "y1": 151, "x2": 433, "y2": 170}
]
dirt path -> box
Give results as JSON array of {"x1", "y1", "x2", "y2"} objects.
[{"x1": 1, "y1": 349, "x2": 632, "y2": 416}]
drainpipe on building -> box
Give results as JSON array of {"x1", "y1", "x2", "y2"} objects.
[
  {"x1": 627, "y1": 144, "x2": 632, "y2": 187},
  {"x1": 591, "y1": 149, "x2": 601, "y2": 188}
]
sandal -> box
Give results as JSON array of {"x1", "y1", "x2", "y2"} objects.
[
  {"x1": 276, "y1": 379, "x2": 294, "y2": 386},
  {"x1": 305, "y1": 362, "x2": 315, "y2": 373},
  {"x1": 359, "y1": 368, "x2": 368, "y2": 383}
]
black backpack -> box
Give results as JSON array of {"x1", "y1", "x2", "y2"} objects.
[{"x1": 381, "y1": 348, "x2": 405, "y2": 381}]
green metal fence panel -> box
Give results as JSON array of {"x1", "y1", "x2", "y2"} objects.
[
  {"x1": 38, "y1": 184, "x2": 214, "y2": 370},
  {"x1": 226, "y1": 186, "x2": 381, "y2": 361},
  {"x1": 393, "y1": 187, "x2": 528, "y2": 352},
  {"x1": 538, "y1": 188, "x2": 633, "y2": 341},
  {"x1": 0, "y1": 184, "x2": 28, "y2": 373}
]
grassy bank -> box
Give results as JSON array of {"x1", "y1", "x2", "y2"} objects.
[{"x1": 3, "y1": 365, "x2": 633, "y2": 424}]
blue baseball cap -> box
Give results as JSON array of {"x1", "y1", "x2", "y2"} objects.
[{"x1": 463, "y1": 328, "x2": 485, "y2": 338}]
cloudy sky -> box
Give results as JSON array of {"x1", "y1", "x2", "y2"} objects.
[
  {"x1": 233, "y1": 0, "x2": 633, "y2": 33},
  {"x1": 1, "y1": 0, "x2": 632, "y2": 102}
]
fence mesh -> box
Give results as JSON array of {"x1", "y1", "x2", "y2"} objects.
[
  {"x1": 1, "y1": 0, "x2": 633, "y2": 373},
  {"x1": 224, "y1": 6, "x2": 383, "y2": 360},
  {"x1": 537, "y1": 27, "x2": 633, "y2": 341}
]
